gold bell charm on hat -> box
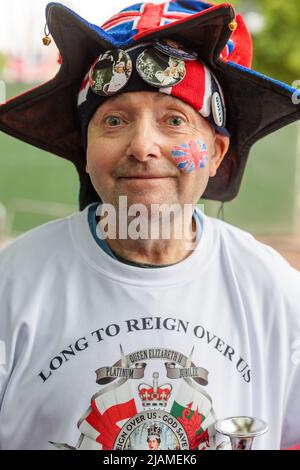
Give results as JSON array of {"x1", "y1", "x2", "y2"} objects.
[
  {"x1": 228, "y1": 19, "x2": 238, "y2": 32},
  {"x1": 42, "y1": 23, "x2": 51, "y2": 46}
]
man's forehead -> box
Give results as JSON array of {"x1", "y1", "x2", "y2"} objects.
[{"x1": 95, "y1": 91, "x2": 194, "y2": 111}]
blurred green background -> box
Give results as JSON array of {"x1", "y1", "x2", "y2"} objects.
[
  {"x1": 0, "y1": 84, "x2": 78, "y2": 235},
  {"x1": 0, "y1": 0, "x2": 300, "y2": 238}
]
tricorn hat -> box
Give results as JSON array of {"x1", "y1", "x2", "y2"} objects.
[{"x1": 0, "y1": 0, "x2": 299, "y2": 210}]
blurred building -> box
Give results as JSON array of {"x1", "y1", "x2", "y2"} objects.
[
  {"x1": 3, "y1": 48, "x2": 59, "y2": 84},
  {"x1": 0, "y1": 0, "x2": 141, "y2": 83}
]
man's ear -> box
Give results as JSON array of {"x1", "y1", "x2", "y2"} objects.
[{"x1": 209, "y1": 133, "x2": 230, "y2": 177}]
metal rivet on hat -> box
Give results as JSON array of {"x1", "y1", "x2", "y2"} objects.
[
  {"x1": 211, "y1": 92, "x2": 224, "y2": 127},
  {"x1": 136, "y1": 48, "x2": 186, "y2": 88},
  {"x1": 154, "y1": 39, "x2": 198, "y2": 61},
  {"x1": 89, "y1": 49, "x2": 132, "y2": 96},
  {"x1": 228, "y1": 19, "x2": 238, "y2": 31}
]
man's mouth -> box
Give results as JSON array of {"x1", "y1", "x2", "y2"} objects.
[{"x1": 119, "y1": 175, "x2": 173, "y2": 179}]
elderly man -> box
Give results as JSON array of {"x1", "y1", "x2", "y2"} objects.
[{"x1": 0, "y1": 0, "x2": 300, "y2": 451}]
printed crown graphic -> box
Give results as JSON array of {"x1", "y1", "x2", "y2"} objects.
[
  {"x1": 147, "y1": 424, "x2": 162, "y2": 439},
  {"x1": 138, "y1": 372, "x2": 172, "y2": 408}
]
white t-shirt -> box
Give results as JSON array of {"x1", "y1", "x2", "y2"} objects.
[{"x1": 0, "y1": 204, "x2": 299, "y2": 450}]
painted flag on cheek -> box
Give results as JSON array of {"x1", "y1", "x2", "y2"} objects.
[{"x1": 171, "y1": 139, "x2": 208, "y2": 173}]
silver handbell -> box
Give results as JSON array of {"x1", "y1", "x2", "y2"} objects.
[{"x1": 215, "y1": 416, "x2": 268, "y2": 450}]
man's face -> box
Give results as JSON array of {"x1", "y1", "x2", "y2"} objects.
[
  {"x1": 86, "y1": 92, "x2": 229, "y2": 210},
  {"x1": 114, "y1": 63, "x2": 125, "y2": 74}
]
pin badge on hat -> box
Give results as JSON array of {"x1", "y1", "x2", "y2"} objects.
[
  {"x1": 89, "y1": 49, "x2": 132, "y2": 96},
  {"x1": 212, "y1": 91, "x2": 225, "y2": 127},
  {"x1": 136, "y1": 48, "x2": 186, "y2": 88},
  {"x1": 154, "y1": 39, "x2": 198, "y2": 61}
]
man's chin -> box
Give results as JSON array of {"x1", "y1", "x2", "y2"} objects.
[
  {"x1": 115, "y1": 196, "x2": 189, "y2": 228},
  {"x1": 116, "y1": 194, "x2": 173, "y2": 211}
]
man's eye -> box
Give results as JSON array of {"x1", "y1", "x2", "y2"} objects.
[
  {"x1": 167, "y1": 116, "x2": 184, "y2": 126},
  {"x1": 105, "y1": 116, "x2": 122, "y2": 126}
]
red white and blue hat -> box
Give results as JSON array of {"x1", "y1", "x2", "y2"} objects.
[
  {"x1": 77, "y1": 40, "x2": 229, "y2": 152},
  {"x1": 0, "y1": 0, "x2": 299, "y2": 210}
]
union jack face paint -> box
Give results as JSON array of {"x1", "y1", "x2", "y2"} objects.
[{"x1": 171, "y1": 139, "x2": 208, "y2": 174}]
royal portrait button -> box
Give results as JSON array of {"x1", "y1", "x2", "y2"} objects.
[
  {"x1": 136, "y1": 48, "x2": 186, "y2": 88},
  {"x1": 154, "y1": 39, "x2": 198, "y2": 61},
  {"x1": 89, "y1": 49, "x2": 132, "y2": 96}
]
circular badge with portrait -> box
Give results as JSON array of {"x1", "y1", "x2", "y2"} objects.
[
  {"x1": 154, "y1": 39, "x2": 198, "y2": 61},
  {"x1": 89, "y1": 49, "x2": 133, "y2": 96},
  {"x1": 113, "y1": 410, "x2": 190, "y2": 450},
  {"x1": 136, "y1": 48, "x2": 186, "y2": 88}
]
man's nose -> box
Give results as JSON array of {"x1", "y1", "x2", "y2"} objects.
[{"x1": 125, "y1": 118, "x2": 162, "y2": 162}]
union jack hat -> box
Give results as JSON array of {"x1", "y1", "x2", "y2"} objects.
[
  {"x1": 0, "y1": 0, "x2": 300, "y2": 210},
  {"x1": 77, "y1": 41, "x2": 229, "y2": 151}
]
